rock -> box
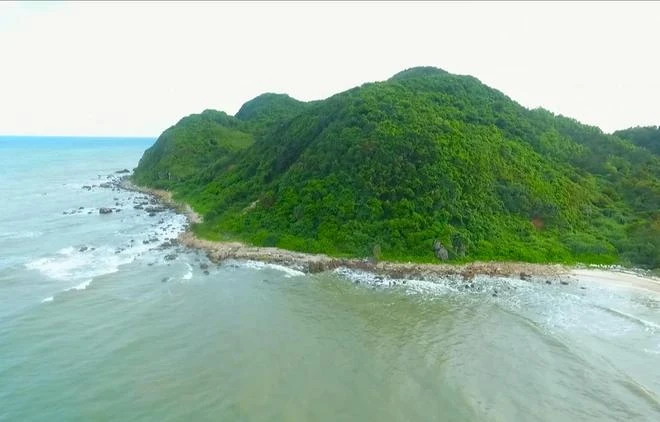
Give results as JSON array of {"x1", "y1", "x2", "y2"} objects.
[
  {"x1": 161, "y1": 277, "x2": 168, "y2": 283},
  {"x1": 144, "y1": 206, "x2": 166, "y2": 213},
  {"x1": 200, "y1": 263, "x2": 209, "y2": 270},
  {"x1": 560, "y1": 280, "x2": 569, "y2": 285},
  {"x1": 82, "y1": 185, "x2": 92, "y2": 190},
  {"x1": 99, "y1": 207, "x2": 113, "y2": 214},
  {"x1": 520, "y1": 272, "x2": 532, "y2": 281},
  {"x1": 545, "y1": 280, "x2": 552, "y2": 285},
  {"x1": 99, "y1": 182, "x2": 112, "y2": 189},
  {"x1": 148, "y1": 212, "x2": 156, "y2": 217},
  {"x1": 164, "y1": 254, "x2": 177, "y2": 261},
  {"x1": 115, "y1": 169, "x2": 130, "y2": 174},
  {"x1": 78, "y1": 206, "x2": 84, "y2": 210},
  {"x1": 306, "y1": 261, "x2": 326, "y2": 273},
  {"x1": 580, "y1": 286, "x2": 586, "y2": 290},
  {"x1": 203, "y1": 270, "x2": 210, "y2": 275},
  {"x1": 432, "y1": 239, "x2": 449, "y2": 261},
  {"x1": 79, "y1": 246, "x2": 88, "y2": 252}
]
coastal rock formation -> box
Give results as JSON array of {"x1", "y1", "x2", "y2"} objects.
[{"x1": 433, "y1": 240, "x2": 449, "y2": 261}]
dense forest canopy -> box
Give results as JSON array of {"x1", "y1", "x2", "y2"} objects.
[
  {"x1": 614, "y1": 126, "x2": 660, "y2": 155},
  {"x1": 133, "y1": 67, "x2": 660, "y2": 269}
]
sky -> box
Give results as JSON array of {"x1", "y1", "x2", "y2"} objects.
[{"x1": 1, "y1": 1, "x2": 658, "y2": 137}]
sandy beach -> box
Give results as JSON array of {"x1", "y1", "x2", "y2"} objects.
[{"x1": 568, "y1": 268, "x2": 660, "y2": 295}]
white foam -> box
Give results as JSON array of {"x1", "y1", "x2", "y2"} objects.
[
  {"x1": 240, "y1": 260, "x2": 305, "y2": 278},
  {"x1": 66, "y1": 279, "x2": 92, "y2": 291},
  {"x1": 41, "y1": 296, "x2": 54, "y2": 303},
  {"x1": 0, "y1": 230, "x2": 43, "y2": 240},
  {"x1": 182, "y1": 263, "x2": 193, "y2": 280},
  {"x1": 332, "y1": 268, "x2": 528, "y2": 302},
  {"x1": 26, "y1": 246, "x2": 125, "y2": 281}
]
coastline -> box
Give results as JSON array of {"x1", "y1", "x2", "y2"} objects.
[{"x1": 120, "y1": 178, "x2": 660, "y2": 293}]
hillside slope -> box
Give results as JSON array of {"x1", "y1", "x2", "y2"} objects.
[
  {"x1": 132, "y1": 67, "x2": 659, "y2": 268},
  {"x1": 614, "y1": 126, "x2": 660, "y2": 155}
]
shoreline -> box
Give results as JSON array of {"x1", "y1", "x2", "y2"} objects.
[{"x1": 119, "y1": 178, "x2": 660, "y2": 293}]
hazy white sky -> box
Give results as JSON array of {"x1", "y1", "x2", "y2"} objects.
[{"x1": 1, "y1": 1, "x2": 658, "y2": 136}]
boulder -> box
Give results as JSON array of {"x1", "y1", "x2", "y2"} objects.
[
  {"x1": 432, "y1": 239, "x2": 449, "y2": 261},
  {"x1": 145, "y1": 206, "x2": 166, "y2": 213},
  {"x1": 99, "y1": 207, "x2": 113, "y2": 214}
]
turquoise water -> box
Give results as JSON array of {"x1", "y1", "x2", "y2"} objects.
[{"x1": 1, "y1": 137, "x2": 659, "y2": 421}]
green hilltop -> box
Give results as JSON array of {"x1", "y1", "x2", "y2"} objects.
[{"x1": 133, "y1": 67, "x2": 660, "y2": 268}]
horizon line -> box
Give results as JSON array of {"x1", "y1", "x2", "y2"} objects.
[{"x1": 0, "y1": 134, "x2": 157, "y2": 139}]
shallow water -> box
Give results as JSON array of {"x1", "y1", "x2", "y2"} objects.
[{"x1": 1, "y1": 137, "x2": 659, "y2": 421}]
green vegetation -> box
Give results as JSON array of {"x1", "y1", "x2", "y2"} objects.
[
  {"x1": 614, "y1": 125, "x2": 660, "y2": 155},
  {"x1": 133, "y1": 67, "x2": 660, "y2": 269}
]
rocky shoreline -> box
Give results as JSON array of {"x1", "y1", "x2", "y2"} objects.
[{"x1": 117, "y1": 177, "x2": 576, "y2": 285}]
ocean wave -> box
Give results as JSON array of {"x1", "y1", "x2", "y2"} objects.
[
  {"x1": 332, "y1": 267, "x2": 522, "y2": 297},
  {"x1": 182, "y1": 263, "x2": 193, "y2": 280},
  {"x1": 41, "y1": 296, "x2": 54, "y2": 303},
  {"x1": 238, "y1": 260, "x2": 305, "y2": 278},
  {"x1": 595, "y1": 305, "x2": 660, "y2": 333},
  {"x1": 26, "y1": 245, "x2": 127, "y2": 281},
  {"x1": 66, "y1": 279, "x2": 93, "y2": 291},
  {"x1": 0, "y1": 230, "x2": 43, "y2": 240}
]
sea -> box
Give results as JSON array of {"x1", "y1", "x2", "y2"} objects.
[{"x1": 0, "y1": 136, "x2": 659, "y2": 421}]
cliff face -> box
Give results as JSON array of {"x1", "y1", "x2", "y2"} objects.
[{"x1": 133, "y1": 67, "x2": 660, "y2": 268}]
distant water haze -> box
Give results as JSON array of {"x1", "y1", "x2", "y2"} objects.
[{"x1": 0, "y1": 136, "x2": 659, "y2": 420}]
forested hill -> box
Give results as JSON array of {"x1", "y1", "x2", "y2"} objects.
[
  {"x1": 132, "y1": 67, "x2": 660, "y2": 269},
  {"x1": 614, "y1": 126, "x2": 660, "y2": 156}
]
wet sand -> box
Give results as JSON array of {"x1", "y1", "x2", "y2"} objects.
[{"x1": 569, "y1": 268, "x2": 660, "y2": 295}]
